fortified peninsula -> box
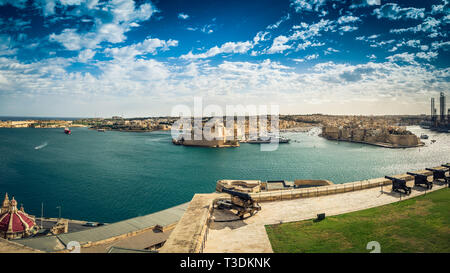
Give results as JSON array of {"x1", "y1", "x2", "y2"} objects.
[{"x1": 321, "y1": 126, "x2": 423, "y2": 148}]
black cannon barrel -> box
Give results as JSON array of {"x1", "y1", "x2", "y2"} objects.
[
  {"x1": 426, "y1": 168, "x2": 447, "y2": 174},
  {"x1": 441, "y1": 164, "x2": 450, "y2": 169},
  {"x1": 426, "y1": 168, "x2": 442, "y2": 172},
  {"x1": 407, "y1": 172, "x2": 428, "y2": 178},
  {"x1": 222, "y1": 188, "x2": 252, "y2": 201},
  {"x1": 385, "y1": 176, "x2": 405, "y2": 182}
]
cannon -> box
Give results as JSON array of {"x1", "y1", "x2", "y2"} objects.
[
  {"x1": 217, "y1": 188, "x2": 261, "y2": 219},
  {"x1": 385, "y1": 176, "x2": 411, "y2": 195},
  {"x1": 426, "y1": 167, "x2": 450, "y2": 185},
  {"x1": 407, "y1": 172, "x2": 432, "y2": 190}
]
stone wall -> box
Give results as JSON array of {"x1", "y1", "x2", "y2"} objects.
[
  {"x1": 387, "y1": 134, "x2": 420, "y2": 147},
  {"x1": 249, "y1": 167, "x2": 445, "y2": 202},
  {"x1": 321, "y1": 126, "x2": 339, "y2": 139}
]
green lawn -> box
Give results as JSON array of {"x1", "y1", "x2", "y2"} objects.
[{"x1": 265, "y1": 188, "x2": 450, "y2": 253}]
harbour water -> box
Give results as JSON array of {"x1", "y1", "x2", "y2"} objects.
[{"x1": 0, "y1": 126, "x2": 448, "y2": 223}]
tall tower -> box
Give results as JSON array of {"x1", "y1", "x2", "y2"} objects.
[
  {"x1": 440, "y1": 92, "x2": 446, "y2": 122},
  {"x1": 448, "y1": 108, "x2": 450, "y2": 124},
  {"x1": 431, "y1": 98, "x2": 435, "y2": 119},
  {"x1": 1, "y1": 193, "x2": 9, "y2": 214}
]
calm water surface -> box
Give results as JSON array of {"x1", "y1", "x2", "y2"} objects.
[{"x1": 0, "y1": 126, "x2": 448, "y2": 222}]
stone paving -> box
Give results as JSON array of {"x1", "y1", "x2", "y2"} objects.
[
  {"x1": 204, "y1": 182, "x2": 447, "y2": 253},
  {"x1": 0, "y1": 238, "x2": 42, "y2": 253}
]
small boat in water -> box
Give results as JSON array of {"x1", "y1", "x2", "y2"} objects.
[
  {"x1": 247, "y1": 138, "x2": 271, "y2": 144},
  {"x1": 97, "y1": 129, "x2": 106, "y2": 132},
  {"x1": 64, "y1": 127, "x2": 71, "y2": 135},
  {"x1": 247, "y1": 136, "x2": 290, "y2": 144}
]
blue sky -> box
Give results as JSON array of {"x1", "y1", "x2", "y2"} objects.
[{"x1": 0, "y1": 0, "x2": 449, "y2": 117}]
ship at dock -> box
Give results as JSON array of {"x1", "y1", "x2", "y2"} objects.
[{"x1": 247, "y1": 136, "x2": 290, "y2": 144}]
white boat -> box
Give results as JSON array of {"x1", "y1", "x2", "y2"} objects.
[{"x1": 247, "y1": 136, "x2": 290, "y2": 144}]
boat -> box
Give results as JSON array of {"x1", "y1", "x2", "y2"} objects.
[
  {"x1": 247, "y1": 138, "x2": 271, "y2": 144},
  {"x1": 420, "y1": 134, "x2": 429, "y2": 139},
  {"x1": 278, "y1": 136, "x2": 290, "y2": 143},
  {"x1": 97, "y1": 129, "x2": 106, "y2": 132},
  {"x1": 247, "y1": 136, "x2": 290, "y2": 144},
  {"x1": 64, "y1": 127, "x2": 71, "y2": 135}
]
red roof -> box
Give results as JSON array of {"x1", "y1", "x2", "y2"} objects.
[{"x1": 0, "y1": 210, "x2": 36, "y2": 233}]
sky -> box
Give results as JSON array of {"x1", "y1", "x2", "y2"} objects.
[{"x1": 0, "y1": 0, "x2": 449, "y2": 117}]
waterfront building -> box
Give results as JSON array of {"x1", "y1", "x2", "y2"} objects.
[
  {"x1": 173, "y1": 118, "x2": 240, "y2": 147},
  {"x1": 0, "y1": 194, "x2": 38, "y2": 239}
]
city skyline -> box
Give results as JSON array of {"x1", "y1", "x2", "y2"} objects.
[{"x1": 0, "y1": 0, "x2": 449, "y2": 117}]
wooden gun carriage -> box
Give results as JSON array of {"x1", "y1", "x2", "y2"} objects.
[
  {"x1": 406, "y1": 172, "x2": 433, "y2": 190},
  {"x1": 426, "y1": 167, "x2": 450, "y2": 185},
  {"x1": 217, "y1": 188, "x2": 261, "y2": 219},
  {"x1": 385, "y1": 176, "x2": 411, "y2": 195}
]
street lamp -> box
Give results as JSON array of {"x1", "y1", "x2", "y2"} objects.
[{"x1": 56, "y1": 206, "x2": 61, "y2": 219}]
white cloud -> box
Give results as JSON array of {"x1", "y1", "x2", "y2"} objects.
[
  {"x1": 386, "y1": 51, "x2": 439, "y2": 64},
  {"x1": 253, "y1": 31, "x2": 269, "y2": 44},
  {"x1": 0, "y1": 35, "x2": 18, "y2": 56},
  {"x1": 105, "y1": 38, "x2": 178, "y2": 60},
  {"x1": 290, "y1": 0, "x2": 328, "y2": 12},
  {"x1": 180, "y1": 41, "x2": 253, "y2": 60},
  {"x1": 49, "y1": 0, "x2": 157, "y2": 51},
  {"x1": 373, "y1": 3, "x2": 425, "y2": 20},
  {"x1": 431, "y1": 0, "x2": 450, "y2": 15},
  {"x1": 324, "y1": 47, "x2": 339, "y2": 55},
  {"x1": 77, "y1": 49, "x2": 96, "y2": 63},
  {"x1": 267, "y1": 35, "x2": 291, "y2": 54},
  {"x1": 1, "y1": 53, "x2": 449, "y2": 116},
  {"x1": 267, "y1": 14, "x2": 290, "y2": 29},
  {"x1": 339, "y1": 25, "x2": 358, "y2": 33},
  {"x1": 415, "y1": 51, "x2": 438, "y2": 61},
  {"x1": 390, "y1": 17, "x2": 441, "y2": 34},
  {"x1": 178, "y1": 13, "x2": 189, "y2": 20},
  {"x1": 337, "y1": 15, "x2": 361, "y2": 24},
  {"x1": 305, "y1": 54, "x2": 319, "y2": 60},
  {"x1": 431, "y1": 41, "x2": 450, "y2": 50},
  {"x1": 350, "y1": 0, "x2": 381, "y2": 9}
]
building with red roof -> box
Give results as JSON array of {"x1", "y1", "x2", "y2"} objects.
[{"x1": 0, "y1": 193, "x2": 39, "y2": 239}]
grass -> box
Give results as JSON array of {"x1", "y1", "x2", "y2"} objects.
[{"x1": 265, "y1": 188, "x2": 450, "y2": 253}]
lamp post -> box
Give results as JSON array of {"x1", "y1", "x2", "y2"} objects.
[
  {"x1": 41, "y1": 202, "x2": 43, "y2": 229},
  {"x1": 56, "y1": 206, "x2": 61, "y2": 219}
]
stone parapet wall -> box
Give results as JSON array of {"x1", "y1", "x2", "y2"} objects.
[
  {"x1": 160, "y1": 193, "x2": 226, "y2": 253},
  {"x1": 249, "y1": 167, "x2": 445, "y2": 203}
]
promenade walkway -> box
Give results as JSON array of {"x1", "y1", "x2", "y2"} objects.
[{"x1": 204, "y1": 182, "x2": 447, "y2": 253}]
